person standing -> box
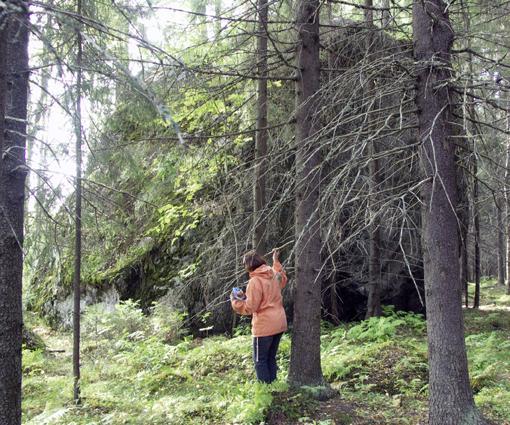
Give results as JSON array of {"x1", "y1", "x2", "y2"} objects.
[{"x1": 231, "y1": 249, "x2": 288, "y2": 383}]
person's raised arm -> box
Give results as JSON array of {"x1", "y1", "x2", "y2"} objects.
[{"x1": 272, "y1": 249, "x2": 287, "y2": 289}]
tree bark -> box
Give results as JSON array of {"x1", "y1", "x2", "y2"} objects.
[
  {"x1": 460, "y1": 226, "x2": 469, "y2": 308},
  {"x1": 506, "y1": 106, "x2": 510, "y2": 295},
  {"x1": 473, "y1": 158, "x2": 481, "y2": 308},
  {"x1": 458, "y1": 161, "x2": 469, "y2": 308},
  {"x1": 365, "y1": 0, "x2": 382, "y2": 319},
  {"x1": 413, "y1": 1, "x2": 487, "y2": 423},
  {"x1": 326, "y1": 0, "x2": 340, "y2": 325},
  {"x1": 253, "y1": 0, "x2": 268, "y2": 254},
  {"x1": 289, "y1": 0, "x2": 324, "y2": 387},
  {"x1": 463, "y1": 4, "x2": 481, "y2": 309},
  {"x1": 73, "y1": 0, "x2": 83, "y2": 403},
  {"x1": 496, "y1": 199, "x2": 505, "y2": 286},
  {"x1": 0, "y1": 4, "x2": 29, "y2": 424}
]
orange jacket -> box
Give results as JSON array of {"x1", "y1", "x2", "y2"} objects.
[{"x1": 231, "y1": 259, "x2": 288, "y2": 337}]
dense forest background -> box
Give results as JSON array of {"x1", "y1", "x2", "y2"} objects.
[
  {"x1": 22, "y1": 0, "x2": 509, "y2": 333},
  {"x1": 1, "y1": 0, "x2": 510, "y2": 424}
]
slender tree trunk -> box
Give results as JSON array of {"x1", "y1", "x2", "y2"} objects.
[
  {"x1": 214, "y1": 0, "x2": 222, "y2": 37},
  {"x1": 496, "y1": 199, "x2": 505, "y2": 286},
  {"x1": 381, "y1": 0, "x2": 391, "y2": 27},
  {"x1": 326, "y1": 0, "x2": 341, "y2": 325},
  {"x1": 461, "y1": 228, "x2": 469, "y2": 307},
  {"x1": 458, "y1": 161, "x2": 469, "y2": 308},
  {"x1": 462, "y1": 4, "x2": 481, "y2": 309},
  {"x1": 0, "y1": 5, "x2": 29, "y2": 424},
  {"x1": 365, "y1": 0, "x2": 382, "y2": 319},
  {"x1": 289, "y1": 0, "x2": 324, "y2": 387},
  {"x1": 473, "y1": 158, "x2": 481, "y2": 308},
  {"x1": 73, "y1": 0, "x2": 83, "y2": 403},
  {"x1": 253, "y1": 0, "x2": 268, "y2": 253},
  {"x1": 505, "y1": 102, "x2": 510, "y2": 295},
  {"x1": 413, "y1": 1, "x2": 487, "y2": 423}
]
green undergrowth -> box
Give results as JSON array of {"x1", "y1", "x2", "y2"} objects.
[{"x1": 23, "y1": 284, "x2": 510, "y2": 424}]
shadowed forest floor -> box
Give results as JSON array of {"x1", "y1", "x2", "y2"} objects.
[{"x1": 23, "y1": 281, "x2": 510, "y2": 424}]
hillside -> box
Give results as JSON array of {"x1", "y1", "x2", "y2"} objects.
[{"x1": 22, "y1": 281, "x2": 510, "y2": 424}]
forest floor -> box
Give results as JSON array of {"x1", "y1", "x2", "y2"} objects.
[{"x1": 22, "y1": 280, "x2": 510, "y2": 425}]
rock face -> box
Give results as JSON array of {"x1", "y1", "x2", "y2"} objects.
[
  {"x1": 45, "y1": 285, "x2": 119, "y2": 329},
  {"x1": 22, "y1": 326, "x2": 46, "y2": 351}
]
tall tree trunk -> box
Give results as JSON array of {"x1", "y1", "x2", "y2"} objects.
[
  {"x1": 462, "y1": 3, "x2": 481, "y2": 309},
  {"x1": 460, "y1": 223, "x2": 469, "y2": 307},
  {"x1": 458, "y1": 157, "x2": 470, "y2": 308},
  {"x1": 326, "y1": 0, "x2": 340, "y2": 325},
  {"x1": 365, "y1": 0, "x2": 382, "y2": 319},
  {"x1": 73, "y1": 0, "x2": 83, "y2": 403},
  {"x1": 253, "y1": 0, "x2": 268, "y2": 254},
  {"x1": 413, "y1": 1, "x2": 487, "y2": 423},
  {"x1": 0, "y1": 5, "x2": 29, "y2": 424},
  {"x1": 289, "y1": 0, "x2": 324, "y2": 387},
  {"x1": 496, "y1": 198, "x2": 505, "y2": 286},
  {"x1": 473, "y1": 158, "x2": 481, "y2": 308},
  {"x1": 506, "y1": 102, "x2": 510, "y2": 295}
]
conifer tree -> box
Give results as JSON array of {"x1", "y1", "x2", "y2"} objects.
[
  {"x1": 0, "y1": 2, "x2": 30, "y2": 423},
  {"x1": 413, "y1": 0, "x2": 487, "y2": 422},
  {"x1": 289, "y1": 0, "x2": 324, "y2": 388}
]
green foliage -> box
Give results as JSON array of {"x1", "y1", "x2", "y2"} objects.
[
  {"x1": 22, "y1": 325, "x2": 46, "y2": 351},
  {"x1": 26, "y1": 73, "x2": 245, "y2": 319},
  {"x1": 22, "y1": 284, "x2": 510, "y2": 424},
  {"x1": 151, "y1": 302, "x2": 188, "y2": 343},
  {"x1": 22, "y1": 349, "x2": 46, "y2": 377},
  {"x1": 321, "y1": 310, "x2": 429, "y2": 398},
  {"x1": 467, "y1": 330, "x2": 510, "y2": 420},
  {"x1": 229, "y1": 382, "x2": 275, "y2": 424},
  {"x1": 23, "y1": 326, "x2": 288, "y2": 424},
  {"x1": 346, "y1": 316, "x2": 404, "y2": 342},
  {"x1": 83, "y1": 300, "x2": 147, "y2": 341},
  {"x1": 83, "y1": 300, "x2": 186, "y2": 349},
  {"x1": 342, "y1": 307, "x2": 425, "y2": 343}
]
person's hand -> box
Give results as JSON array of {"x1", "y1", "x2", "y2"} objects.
[
  {"x1": 231, "y1": 287, "x2": 245, "y2": 300},
  {"x1": 272, "y1": 248, "x2": 280, "y2": 263}
]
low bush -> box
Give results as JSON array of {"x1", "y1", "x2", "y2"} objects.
[{"x1": 22, "y1": 285, "x2": 509, "y2": 424}]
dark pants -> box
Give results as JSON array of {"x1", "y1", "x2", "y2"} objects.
[{"x1": 252, "y1": 333, "x2": 283, "y2": 383}]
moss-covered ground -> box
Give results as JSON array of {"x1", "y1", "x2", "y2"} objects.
[{"x1": 22, "y1": 281, "x2": 510, "y2": 424}]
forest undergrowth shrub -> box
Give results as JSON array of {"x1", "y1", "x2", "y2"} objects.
[
  {"x1": 82, "y1": 300, "x2": 148, "y2": 341},
  {"x1": 82, "y1": 299, "x2": 186, "y2": 346},
  {"x1": 466, "y1": 331, "x2": 510, "y2": 421},
  {"x1": 345, "y1": 307, "x2": 426, "y2": 343},
  {"x1": 150, "y1": 301, "x2": 188, "y2": 343},
  {"x1": 22, "y1": 349, "x2": 73, "y2": 422},
  {"x1": 61, "y1": 324, "x2": 289, "y2": 424},
  {"x1": 22, "y1": 348, "x2": 46, "y2": 377},
  {"x1": 464, "y1": 309, "x2": 510, "y2": 334},
  {"x1": 22, "y1": 294, "x2": 509, "y2": 424},
  {"x1": 321, "y1": 310, "x2": 427, "y2": 397}
]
